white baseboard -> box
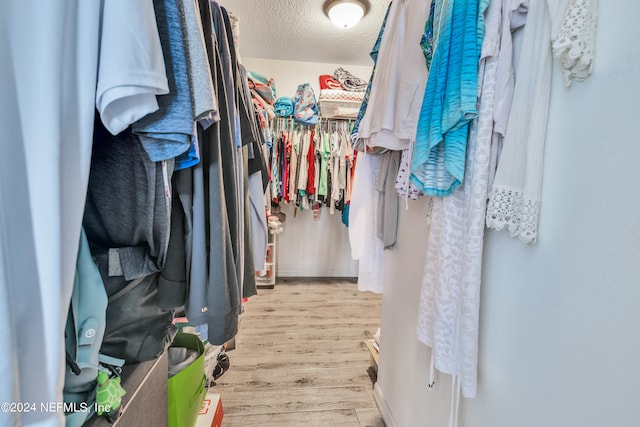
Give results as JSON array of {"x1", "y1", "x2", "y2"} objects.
[
  {"x1": 373, "y1": 382, "x2": 397, "y2": 427},
  {"x1": 277, "y1": 269, "x2": 358, "y2": 277}
]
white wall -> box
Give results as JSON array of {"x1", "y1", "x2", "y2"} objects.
[
  {"x1": 242, "y1": 57, "x2": 371, "y2": 277},
  {"x1": 376, "y1": 4, "x2": 640, "y2": 427}
]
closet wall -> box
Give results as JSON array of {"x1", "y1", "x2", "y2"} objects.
[
  {"x1": 375, "y1": 4, "x2": 640, "y2": 427},
  {"x1": 242, "y1": 57, "x2": 371, "y2": 277}
]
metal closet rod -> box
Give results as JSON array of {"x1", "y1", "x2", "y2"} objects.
[{"x1": 272, "y1": 117, "x2": 354, "y2": 132}]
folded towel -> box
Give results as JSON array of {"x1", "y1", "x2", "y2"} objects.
[{"x1": 333, "y1": 67, "x2": 368, "y2": 92}]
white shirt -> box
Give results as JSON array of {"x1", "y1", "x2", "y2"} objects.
[
  {"x1": 357, "y1": 0, "x2": 432, "y2": 151},
  {"x1": 96, "y1": 0, "x2": 169, "y2": 135}
]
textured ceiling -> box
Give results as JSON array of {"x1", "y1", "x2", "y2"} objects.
[{"x1": 217, "y1": 0, "x2": 389, "y2": 66}]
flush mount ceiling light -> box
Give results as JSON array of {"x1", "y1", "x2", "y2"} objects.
[{"x1": 323, "y1": 0, "x2": 369, "y2": 29}]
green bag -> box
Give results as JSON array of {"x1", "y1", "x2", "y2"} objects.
[{"x1": 168, "y1": 333, "x2": 207, "y2": 427}]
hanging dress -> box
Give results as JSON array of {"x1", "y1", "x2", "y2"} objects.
[
  {"x1": 416, "y1": 0, "x2": 496, "y2": 399},
  {"x1": 485, "y1": 0, "x2": 553, "y2": 243}
]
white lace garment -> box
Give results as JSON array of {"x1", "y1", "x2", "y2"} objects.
[{"x1": 552, "y1": 0, "x2": 598, "y2": 86}]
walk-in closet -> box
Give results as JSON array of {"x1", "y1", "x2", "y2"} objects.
[{"x1": 2, "y1": 0, "x2": 639, "y2": 427}]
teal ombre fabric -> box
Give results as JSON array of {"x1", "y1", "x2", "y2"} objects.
[{"x1": 410, "y1": 0, "x2": 490, "y2": 196}]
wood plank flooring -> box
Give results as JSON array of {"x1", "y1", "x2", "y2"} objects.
[{"x1": 212, "y1": 279, "x2": 385, "y2": 427}]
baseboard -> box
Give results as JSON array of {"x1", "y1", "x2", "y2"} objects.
[
  {"x1": 373, "y1": 382, "x2": 397, "y2": 427},
  {"x1": 277, "y1": 268, "x2": 358, "y2": 277},
  {"x1": 278, "y1": 276, "x2": 357, "y2": 283}
]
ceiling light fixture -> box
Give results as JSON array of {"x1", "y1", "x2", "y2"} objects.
[{"x1": 323, "y1": 0, "x2": 369, "y2": 29}]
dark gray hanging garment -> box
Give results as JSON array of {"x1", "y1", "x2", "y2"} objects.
[
  {"x1": 213, "y1": 2, "x2": 243, "y2": 291},
  {"x1": 184, "y1": 0, "x2": 241, "y2": 345},
  {"x1": 220, "y1": 3, "x2": 249, "y2": 301}
]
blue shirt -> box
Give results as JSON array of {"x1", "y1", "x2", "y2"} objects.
[{"x1": 133, "y1": 0, "x2": 194, "y2": 162}]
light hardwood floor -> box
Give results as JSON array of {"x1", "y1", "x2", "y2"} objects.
[{"x1": 212, "y1": 279, "x2": 385, "y2": 427}]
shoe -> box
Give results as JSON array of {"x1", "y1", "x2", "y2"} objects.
[{"x1": 213, "y1": 353, "x2": 230, "y2": 380}]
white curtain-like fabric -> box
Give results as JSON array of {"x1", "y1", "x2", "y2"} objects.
[
  {"x1": 0, "y1": 1, "x2": 102, "y2": 425},
  {"x1": 416, "y1": 0, "x2": 500, "y2": 399}
]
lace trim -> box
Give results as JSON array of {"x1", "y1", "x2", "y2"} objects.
[
  {"x1": 485, "y1": 187, "x2": 540, "y2": 243},
  {"x1": 552, "y1": 0, "x2": 598, "y2": 86}
]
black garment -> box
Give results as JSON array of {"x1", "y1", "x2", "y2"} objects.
[
  {"x1": 158, "y1": 170, "x2": 189, "y2": 310},
  {"x1": 84, "y1": 118, "x2": 173, "y2": 283},
  {"x1": 212, "y1": 1, "x2": 241, "y2": 274},
  {"x1": 182, "y1": 0, "x2": 242, "y2": 345},
  {"x1": 83, "y1": 118, "x2": 179, "y2": 362}
]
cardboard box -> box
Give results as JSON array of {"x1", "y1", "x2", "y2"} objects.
[{"x1": 195, "y1": 393, "x2": 223, "y2": 427}]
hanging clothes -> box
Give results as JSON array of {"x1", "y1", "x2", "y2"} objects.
[
  {"x1": 416, "y1": 0, "x2": 498, "y2": 400},
  {"x1": 288, "y1": 128, "x2": 300, "y2": 203},
  {"x1": 175, "y1": 0, "x2": 220, "y2": 170},
  {"x1": 239, "y1": 64, "x2": 269, "y2": 279},
  {"x1": 179, "y1": 0, "x2": 217, "y2": 123},
  {"x1": 306, "y1": 128, "x2": 317, "y2": 196},
  {"x1": 552, "y1": 0, "x2": 598, "y2": 86},
  {"x1": 184, "y1": 0, "x2": 241, "y2": 345},
  {"x1": 84, "y1": 121, "x2": 174, "y2": 282},
  {"x1": 488, "y1": 0, "x2": 528, "y2": 189},
  {"x1": 376, "y1": 150, "x2": 402, "y2": 249},
  {"x1": 297, "y1": 128, "x2": 312, "y2": 197},
  {"x1": 352, "y1": 1, "x2": 393, "y2": 144},
  {"x1": 356, "y1": 0, "x2": 432, "y2": 152},
  {"x1": 410, "y1": 0, "x2": 484, "y2": 196},
  {"x1": 318, "y1": 127, "x2": 332, "y2": 198},
  {"x1": 96, "y1": 0, "x2": 169, "y2": 136},
  {"x1": 396, "y1": 0, "x2": 436, "y2": 202},
  {"x1": 240, "y1": 143, "x2": 257, "y2": 298},
  {"x1": 0, "y1": 1, "x2": 103, "y2": 425},
  {"x1": 485, "y1": 0, "x2": 554, "y2": 243},
  {"x1": 349, "y1": 153, "x2": 385, "y2": 294},
  {"x1": 329, "y1": 129, "x2": 341, "y2": 213},
  {"x1": 132, "y1": 0, "x2": 194, "y2": 162},
  {"x1": 268, "y1": 118, "x2": 356, "y2": 222}
]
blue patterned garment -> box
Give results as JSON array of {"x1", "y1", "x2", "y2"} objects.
[
  {"x1": 410, "y1": 0, "x2": 490, "y2": 196},
  {"x1": 421, "y1": 0, "x2": 436, "y2": 70}
]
